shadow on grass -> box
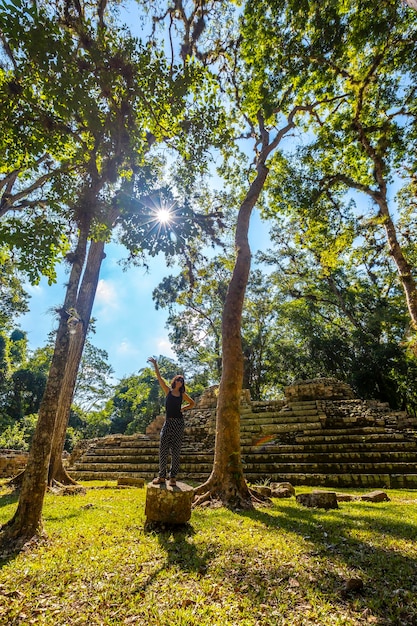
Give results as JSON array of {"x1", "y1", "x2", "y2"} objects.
[
  {"x1": 244, "y1": 499, "x2": 417, "y2": 544},
  {"x1": 236, "y1": 501, "x2": 417, "y2": 623},
  {"x1": 125, "y1": 523, "x2": 210, "y2": 599},
  {"x1": 0, "y1": 491, "x2": 19, "y2": 510},
  {"x1": 152, "y1": 523, "x2": 210, "y2": 575}
]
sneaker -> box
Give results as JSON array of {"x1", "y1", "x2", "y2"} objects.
[
  {"x1": 152, "y1": 477, "x2": 166, "y2": 484},
  {"x1": 169, "y1": 478, "x2": 176, "y2": 486}
]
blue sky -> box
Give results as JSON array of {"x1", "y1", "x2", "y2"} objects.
[{"x1": 18, "y1": 209, "x2": 271, "y2": 382}]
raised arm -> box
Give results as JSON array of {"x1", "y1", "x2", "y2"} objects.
[{"x1": 147, "y1": 357, "x2": 170, "y2": 395}]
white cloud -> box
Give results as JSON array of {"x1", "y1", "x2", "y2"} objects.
[
  {"x1": 96, "y1": 279, "x2": 119, "y2": 307},
  {"x1": 116, "y1": 339, "x2": 140, "y2": 357},
  {"x1": 156, "y1": 338, "x2": 176, "y2": 359}
]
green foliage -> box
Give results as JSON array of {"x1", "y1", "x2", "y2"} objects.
[
  {"x1": 152, "y1": 256, "x2": 231, "y2": 384},
  {"x1": 7, "y1": 330, "x2": 27, "y2": 368},
  {"x1": 0, "y1": 333, "x2": 10, "y2": 388},
  {"x1": 0, "y1": 413, "x2": 37, "y2": 450},
  {"x1": 256, "y1": 203, "x2": 417, "y2": 408},
  {"x1": 73, "y1": 342, "x2": 114, "y2": 412},
  {"x1": 0, "y1": 218, "x2": 69, "y2": 285},
  {"x1": 0, "y1": 0, "x2": 229, "y2": 295},
  {"x1": 117, "y1": 185, "x2": 225, "y2": 265},
  {"x1": 72, "y1": 407, "x2": 111, "y2": 441},
  {"x1": 0, "y1": 249, "x2": 29, "y2": 328},
  {"x1": 0, "y1": 328, "x2": 116, "y2": 442},
  {"x1": 0, "y1": 335, "x2": 48, "y2": 423}
]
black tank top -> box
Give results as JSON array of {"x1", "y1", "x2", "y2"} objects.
[{"x1": 165, "y1": 390, "x2": 183, "y2": 419}]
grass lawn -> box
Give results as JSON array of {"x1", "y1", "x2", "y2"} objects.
[{"x1": 0, "y1": 481, "x2": 416, "y2": 625}]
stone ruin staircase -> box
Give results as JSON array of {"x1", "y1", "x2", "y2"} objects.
[
  {"x1": 240, "y1": 399, "x2": 417, "y2": 488},
  {"x1": 68, "y1": 379, "x2": 417, "y2": 489}
]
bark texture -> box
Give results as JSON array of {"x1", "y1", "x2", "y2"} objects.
[
  {"x1": 0, "y1": 208, "x2": 112, "y2": 552},
  {"x1": 193, "y1": 109, "x2": 300, "y2": 509},
  {"x1": 194, "y1": 164, "x2": 269, "y2": 509},
  {"x1": 48, "y1": 239, "x2": 106, "y2": 484},
  {"x1": 0, "y1": 321, "x2": 70, "y2": 550}
]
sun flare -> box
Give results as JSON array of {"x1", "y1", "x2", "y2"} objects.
[{"x1": 156, "y1": 208, "x2": 171, "y2": 224}]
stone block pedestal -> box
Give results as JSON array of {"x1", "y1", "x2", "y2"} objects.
[{"x1": 145, "y1": 481, "x2": 194, "y2": 525}]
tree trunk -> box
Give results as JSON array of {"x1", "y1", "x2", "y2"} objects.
[
  {"x1": 377, "y1": 195, "x2": 417, "y2": 330},
  {"x1": 194, "y1": 164, "x2": 269, "y2": 509},
  {"x1": 48, "y1": 239, "x2": 106, "y2": 484},
  {"x1": 0, "y1": 320, "x2": 70, "y2": 549},
  {"x1": 0, "y1": 223, "x2": 92, "y2": 550},
  {"x1": 353, "y1": 119, "x2": 417, "y2": 331}
]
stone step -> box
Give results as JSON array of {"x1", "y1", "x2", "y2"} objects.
[
  {"x1": 69, "y1": 470, "x2": 157, "y2": 481},
  {"x1": 69, "y1": 467, "x2": 417, "y2": 490},
  {"x1": 243, "y1": 441, "x2": 417, "y2": 454},
  {"x1": 74, "y1": 449, "x2": 417, "y2": 472},
  {"x1": 69, "y1": 469, "x2": 210, "y2": 482},
  {"x1": 295, "y1": 427, "x2": 403, "y2": 441},
  {"x1": 240, "y1": 414, "x2": 322, "y2": 427},
  {"x1": 78, "y1": 454, "x2": 158, "y2": 464},
  {"x1": 88, "y1": 444, "x2": 160, "y2": 456},
  {"x1": 242, "y1": 450, "x2": 417, "y2": 463},
  {"x1": 74, "y1": 457, "x2": 417, "y2": 474},
  {"x1": 102, "y1": 437, "x2": 156, "y2": 447},
  {"x1": 86, "y1": 444, "x2": 160, "y2": 452},
  {"x1": 75, "y1": 449, "x2": 214, "y2": 462},
  {"x1": 251, "y1": 403, "x2": 286, "y2": 413},
  {"x1": 242, "y1": 422, "x2": 323, "y2": 435},
  {"x1": 241, "y1": 408, "x2": 321, "y2": 420},
  {"x1": 286, "y1": 401, "x2": 320, "y2": 410},
  {"x1": 242, "y1": 461, "x2": 417, "y2": 474},
  {"x1": 73, "y1": 457, "x2": 212, "y2": 469},
  {"x1": 73, "y1": 456, "x2": 214, "y2": 471},
  {"x1": 245, "y1": 472, "x2": 417, "y2": 490}
]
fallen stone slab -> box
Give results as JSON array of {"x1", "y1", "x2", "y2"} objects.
[
  {"x1": 145, "y1": 481, "x2": 194, "y2": 525},
  {"x1": 271, "y1": 487, "x2": 293, "y2": 498},
  {"x1": 335, "y1": 493, "x2": 359, "y2": 502},
  {"x1": 117, "y1": 477, "x2": 145, "y2": 487},
  {"x1": 296, "y1": 490, "x2": 339, "y2": 509},
  {"x1": 271, "y1": 482, "x2": 296, "y2": 496},
  {"x1": 252, "y1": 485, "x2": 272, "y2": 497},
  {"x1": 360, "y1": 490, "x2": 390, "y2": 502}
]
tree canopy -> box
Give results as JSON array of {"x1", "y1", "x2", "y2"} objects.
[{"x1": 0, "y1": 0, "x2": 417, "y2": 541}]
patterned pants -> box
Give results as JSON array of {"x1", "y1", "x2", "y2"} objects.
[{"x1": 158, "y1": 418, "x2": 185, "y2": 479}]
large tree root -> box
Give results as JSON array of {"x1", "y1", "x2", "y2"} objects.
[
  {"x1": 0, "y1": 527, "x2": 47, "y2": 560},
  {"x1": 6, "y1": 470, "x2": 25, "y2": 491},
  {"x1": 192, "y1": 476, "x2": 270, "y2": 510},
  {"x1": 0, "y1": 513, "x2": 48, "y2": 560},
  {"x1": 48, "y1": 465, "x2": 79, "y2": 486},
  {"x1": 7, "y1": 467, "x2": 79, "y2": 492},
  {"x1": 48, "y1": 480, "x2": 86, "y2": 495}
]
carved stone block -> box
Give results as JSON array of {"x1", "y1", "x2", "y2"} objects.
[{"x1": 145, "y1": 481, "x2": 194, "y2": 524}]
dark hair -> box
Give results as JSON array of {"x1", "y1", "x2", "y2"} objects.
[{"x1": 171, "y1": 375, "x2": 185, "y2": 393}]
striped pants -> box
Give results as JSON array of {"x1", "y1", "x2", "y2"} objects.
[{"x1": 158, "y1": 418, "x2": 185, "y2": 479}]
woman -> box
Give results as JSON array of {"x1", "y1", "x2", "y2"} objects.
[{"x1": 148, "y1": 357, "x2": 196, "y2": 486}]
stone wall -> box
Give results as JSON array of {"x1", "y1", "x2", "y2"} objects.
[
  {"x1": 0, "y1": 450, "x2": 28, "y2": 478},
  {"x1": 317, "y1": 398, "x2": 417, "y2": 430},
  {"x1": 285, "y1": 378, "x2": 355, "y2": 402}
]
